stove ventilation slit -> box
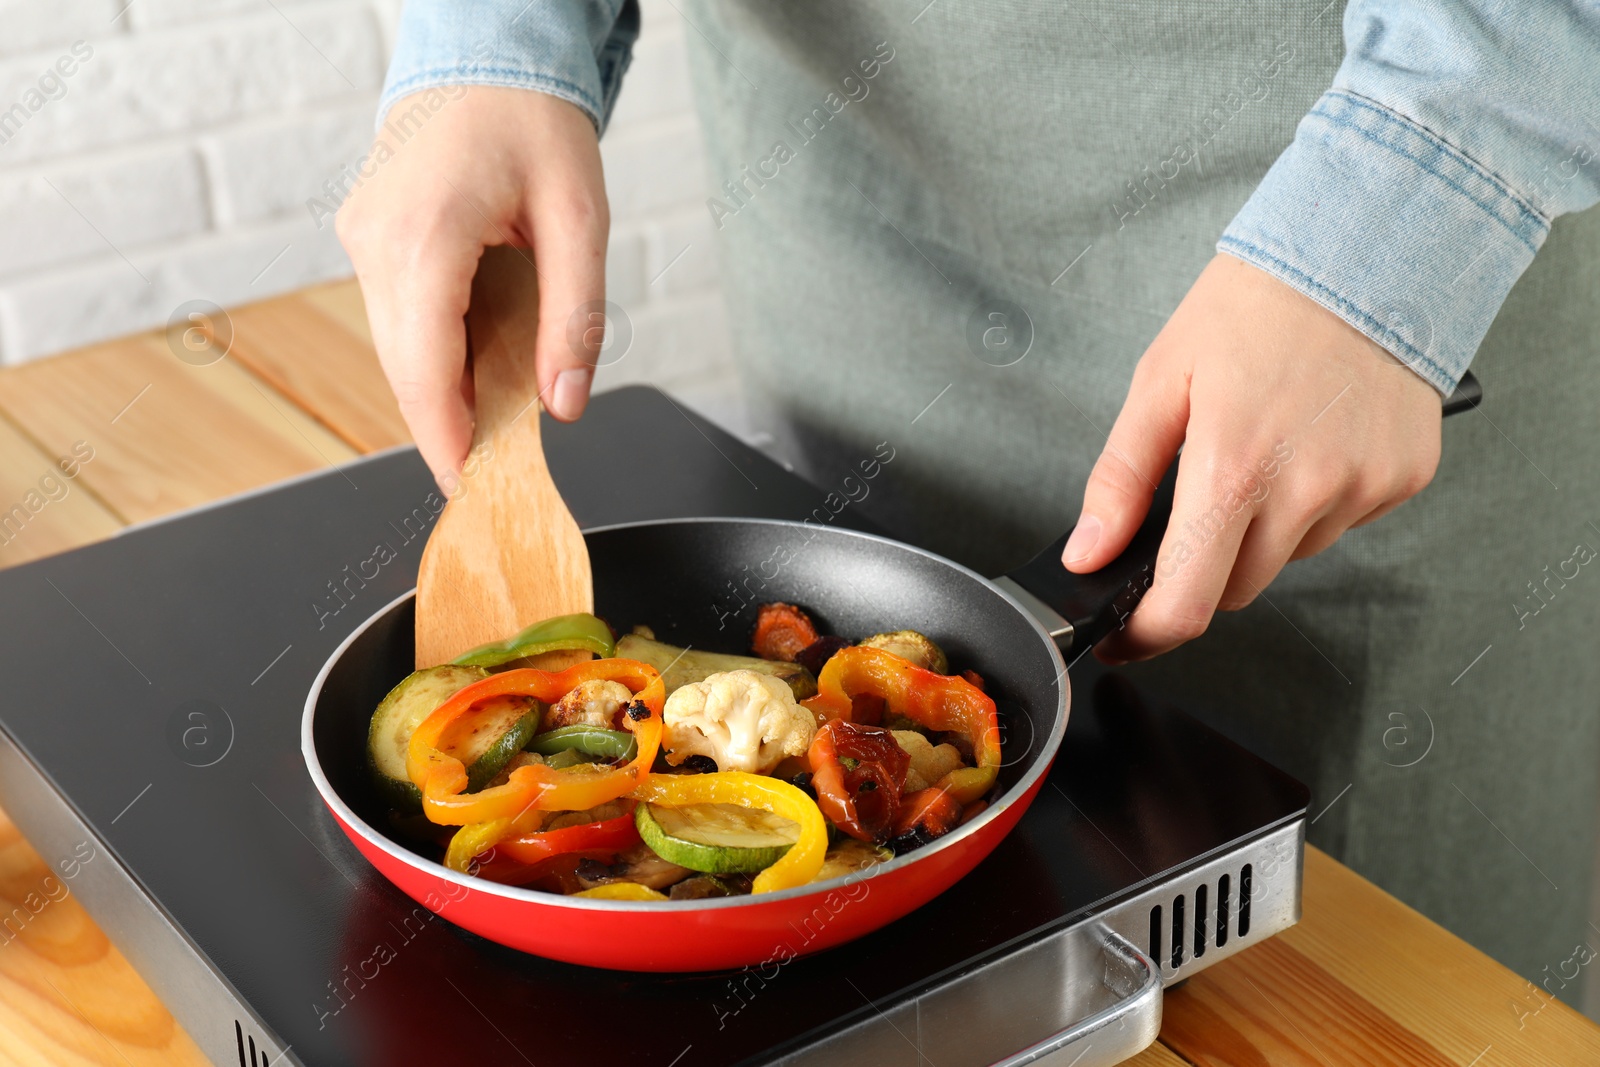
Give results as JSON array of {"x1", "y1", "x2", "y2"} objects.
[
  {"x1": 235, "y1": 1020, "x2": 271, "y2": 1067},
  {"x1": 1216, "y1": 872, "x2": 1231, "y2": 948},
  {"x1": 1192, "y1": 882, "x2": 1208, "y2": 958},
  {"x1": 1170, "y1": 892, "x2": 1186, "y2": 969},
  {"x1": 1148, "y1": 903, "x2": 1162, "y2": 965},
  {"x1": 1239, "y1": 863, "x2": 1253, "y2": 937}
]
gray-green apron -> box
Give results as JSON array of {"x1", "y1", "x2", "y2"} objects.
[{"x1": 680, "y1": 0, "x2": 1600, "y2": 1005}]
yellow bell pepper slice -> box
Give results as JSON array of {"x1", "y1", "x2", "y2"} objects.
[
  {"x1": 444, "y1": 809, "x2": 546, "y2": 873},
  {"x1": 574, "y1": 882, "x2": 668, "y2": 901}
]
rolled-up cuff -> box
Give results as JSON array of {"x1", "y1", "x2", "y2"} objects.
[
  {"x1": 1219, "y1": 90, "x2": 1549, "y2": 394},
  {"x1": 378, "y1": 0, "x2": 638, "y2": 134}
]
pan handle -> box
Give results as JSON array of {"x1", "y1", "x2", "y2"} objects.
[{"x1": 1000, "y1": 370, "x2": 1481, "y2": 653}]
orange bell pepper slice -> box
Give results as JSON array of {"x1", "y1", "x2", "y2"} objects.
[
  {"x1": 407, "y1": 659, "x2": 664, "y2": 826},
  {"x1": 802, "y1": 646, "x2": 1001, "y2": 805}
]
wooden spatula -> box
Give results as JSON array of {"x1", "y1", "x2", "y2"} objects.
[{"x1": 413, "y1": 245, "x2": 593, "y2": 668}]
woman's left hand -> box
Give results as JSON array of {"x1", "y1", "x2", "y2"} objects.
[{"x1": 1062, "y1": 253, "x2": 1445, "y2": 664}]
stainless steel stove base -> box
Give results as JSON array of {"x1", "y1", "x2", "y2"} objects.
[{"x1": 778, "y1": 821, "x2": 1303, "y2": 1067}]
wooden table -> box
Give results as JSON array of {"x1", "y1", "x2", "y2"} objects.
[{"x1": 0, "y1": 281, "x2": 1595, "y2": 1067}]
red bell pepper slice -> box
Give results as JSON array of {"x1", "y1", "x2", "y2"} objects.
[
  {"x1": 803, "y1": 646, "x2": 1001, "y2": 805},
  {"x1": 807, "y1": 720, "x2": 910, "y2": 843},
  {"x1": 494, "y1": 811, "x2": 642, "y2": 867}
]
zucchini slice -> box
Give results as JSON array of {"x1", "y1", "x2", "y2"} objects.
[
  {"x1": 636, "y1": 802, "x2": 799, "y2": 874},
  {"x1": 615, "y1": 634, "x2": 817, "y2": 701},
  {"x1": 439, "y1": 695, "x2": 542, "y2": 792},
  {"x1": 368, "y1": 665, "x2": 486, "y2": 810},
  {"x1": 367, "y1": 665, "x2": 539, "y2": 808}
]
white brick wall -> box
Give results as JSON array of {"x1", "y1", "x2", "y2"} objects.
[{"x1": 0, "y1": 0, "x2": 743, "y2": 432}]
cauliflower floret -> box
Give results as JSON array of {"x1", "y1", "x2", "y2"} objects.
[
  {"x1": 662, "y1": 669, "x2": 816, "y2": 774},
  {"x1": 545, "y1": 679, "x2": 633, "y2": 731},
  {"x1": 892, "y1": 730, "x2": 965, "y2": 792}
]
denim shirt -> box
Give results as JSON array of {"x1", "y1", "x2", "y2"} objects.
[{"x1": 382, "y1": 0, "x2": 1600, "y2": 395}]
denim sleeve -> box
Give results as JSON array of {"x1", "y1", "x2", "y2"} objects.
[
  {"x1": 379, "y1": 0, "x2": 640, "y2": 134},
  {"x1": 1219, "y1": 1, "x2": 1600, "y2": 394}
]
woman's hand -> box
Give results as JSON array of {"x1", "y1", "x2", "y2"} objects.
[
  {"x1": 336, "y1": 87, "x2": 609, "y2": 487},
  {"x1": 1063, "y1": 253, "x2": 1444, "y2": 664}
]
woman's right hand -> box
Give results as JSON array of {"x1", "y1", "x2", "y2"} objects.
[{"x1": 336, "y1": 87, "x2": 610, "y2": 488}]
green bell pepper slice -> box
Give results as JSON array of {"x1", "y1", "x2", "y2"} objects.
[
  {"x1": 526, "y1": 725, "x2": 638, "y2": 762},
  {"x1": 450, "y1": 613, "x2": 615, "y2": 669}
]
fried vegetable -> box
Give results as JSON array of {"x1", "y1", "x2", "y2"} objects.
[
  {"x1": 661, "y1": 669, "x2": 817, "y2": 774},
  {"x1": 481, "y1": 750, "x2": 548, "y2": 789},
  {"x1": 544, "y1": 748, "x2": 595, "y2": 769},
  {"x1": 445, "y1": 782, "x2": 637, "y2": 875},
  {"x1": 636, "y1": 801, "x2": 800, "y2": 874},
  {"x1": 444, "y1": 806, "x2": 546, "y2": 874},
  {"x1": 543, "y1": 799, "x2": 630, "y2": 831},
  {"x1": 669, "y1": 874, "x2": 741, "y2": 899},
  {"x1": 796, "y1": 635, "x2": 851, "y2": 678},
  {"x1": 893, "y1": 788, "x2": 962, "y2": 841},
  {"x1": 803, "y1": 647, "x2": 1000, "y2": 805},
  {"x1": 574, "y1": 882, "x2": 669, "y2": 901},
  {"x1": 632, "y1": 772, "x2": 828, "y2": 893},
  {"x1": 813, "y1": 839, "x2": 893, "y2": 882},
  {"x1": 751, "y1": 602, "x2": 821, "y2": 663},
  {"x1": 491, "y1": 811, "x2": 641, "y2": 872},
  {"x1": 573, "y1": 842, "x2": 694, "y2": 892},
  {"x1": 450, "y1": 613, "x2": 615, "y2": 669},
  {"x1": 891, "y1": 730, "x2": 966, "y2": 793},
  {"x1": 528, "y1": 724, "x2": 638, "y2": 762},
  {"x1": 858, "y1": 630, "x2": 949, "y2": 674},
  {"x1": 407, "y1": 660, "x2": 664, "y2": 825},
  {"x1": 437, "y1": 696, "x2": 542, "y2": 792},
  {"x1": 368, "y1": 665, "x2": 491, "y2": 810},
  {"x1": 544, "y1": 678, "x2": 634, "y2": 731},
  {"x1": 615, "y1": 634, "x2": 817, "y2": 700},
  {"x1": 808, "y1": 720, "x2": 911, "y2": 843}
]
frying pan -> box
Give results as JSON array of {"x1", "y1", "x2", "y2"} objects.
[{"x1": 303, "y1": 372, "x2": 1481, "y2": 973}]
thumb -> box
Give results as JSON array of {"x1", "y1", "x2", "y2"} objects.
[
  {"x1": 1062, "y1": 359, "x2": 1190, "y2": 572},
  {"x1": 364, "y1": 240, "x2": 478, "y2": 488}
]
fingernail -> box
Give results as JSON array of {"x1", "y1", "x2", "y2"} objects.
[
  {"x1": 1062, "y1": 515, "x2": 1102, "y2": 565},
  {"x1": 552, "y1": 368, "x2": 591, "y2": 420}
]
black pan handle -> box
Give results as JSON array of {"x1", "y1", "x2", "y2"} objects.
[
  {"x1": 1002, "y1": 369, "x2": 1481, "y2": 652},
  {"x1": 1443, "y1": 369, "x2": 1481, "y2": 415}
]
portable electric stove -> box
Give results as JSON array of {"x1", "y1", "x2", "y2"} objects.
[{"x1": 0, "y1": 386, "x2": 1306, "y2": 1067}]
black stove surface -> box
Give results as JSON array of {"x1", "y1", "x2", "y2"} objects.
[{"x1": 0, "y1": 387, "x2": 1306, "y2": 1066}]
